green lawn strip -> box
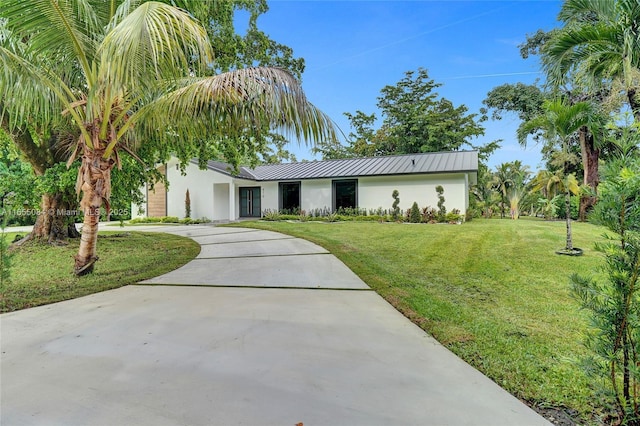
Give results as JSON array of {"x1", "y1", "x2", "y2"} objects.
[
  {"x1": 1, "y1": 231, "x2": 200, "y2": 313},
  {"x1": 228, "y1": 219, "x2": 606, "y2": 420}
]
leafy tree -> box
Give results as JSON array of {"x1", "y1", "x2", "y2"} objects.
[
  {"x1": 518, "y1": 99, "x2": 596, "y2": 253},
  {"x1": 377, "y1": 68, "x2": 486, "y2": 154},
  {"x1": 0, "y1": 0, "x2": 307, "y2": 244},
  {"x1": 0, "y1": 0, "x2": 334, "y2": 275},
  {"x1": 570, "y1": 136, "x2": 640, "y2": 425},
  {"x1": 483, "y1": 82, "x2": 547, "y2": 123},
  {"x1": 314, "y1": 68, "x2": 487, "y2": 159},
  {"x1": 259, "y1": 133, "x2": 298, "y2": 164}
]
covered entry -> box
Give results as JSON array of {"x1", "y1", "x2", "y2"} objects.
[{"x1": 239, "y1": 187, "x2": 261, "y2": 217}]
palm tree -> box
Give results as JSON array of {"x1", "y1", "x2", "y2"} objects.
[
  {"x1": 530, "y1": 169, "x2": 579, "y2": 220},
  {"x1": 492, "y1": 163, "x2": 514, "y2": 219},
  {"x1": 543, "y1": 0, "x2": 640, "y2": 119},
  {"x1": 518, "y1": 99, "x2": 595, "y2": 254},
  {"x1": 0, "y1": 1, "x2": 335, "y2": 275},
  {"x1": 506, "y1": 160, "x2": 531, "y2": 220},
  {"x1": 542, "y1": 0, "x2": 638, "y2": 219}
]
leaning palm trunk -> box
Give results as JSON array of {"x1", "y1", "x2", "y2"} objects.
[{"x1": 74, "y1": 144, "x2": 115, "y2": 276}]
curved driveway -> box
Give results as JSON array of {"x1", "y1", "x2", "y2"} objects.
[{"x1": 1, "y1": 224, "x2": 550, "y2": 425}]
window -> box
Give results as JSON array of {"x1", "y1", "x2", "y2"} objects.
[
  {"x1": 279, "y1": 182, "x2": 301, "y2": 212},
  {"x1": 332, "y1": 179, "x2": 357, "y2": 211}
]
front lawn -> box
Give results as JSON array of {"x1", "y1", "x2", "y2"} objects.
[
  {"x1": 230, "y1": 218, "x2": 607, "y2": 423},
  {"x1": 0, "y1": 232, "x2": 200, "y2": 313}
]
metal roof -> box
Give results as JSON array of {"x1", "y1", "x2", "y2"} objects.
[{"x1": 198, "y1": 151, "x2": 478, "y2": 182}]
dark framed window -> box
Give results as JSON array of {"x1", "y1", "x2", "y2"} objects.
[
  {"x1": 332, "y1": 179, "x2": 357, "y2": 211},
  {"x1": 279, "y1": 181, "x2": 301, "y2": 212},
  {"x1": 239, "y1": 187, "x2": 261, "y2": 217}
]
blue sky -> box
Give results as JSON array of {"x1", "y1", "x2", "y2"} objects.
[{"x1": 243, "y1": 0, "x2": 563, "y2": 171}]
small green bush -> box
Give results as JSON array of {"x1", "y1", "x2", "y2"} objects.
[{"x1": 409, "y1": 202, "x2": 421, "y2": 223}]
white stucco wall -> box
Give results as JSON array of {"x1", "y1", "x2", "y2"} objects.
[
  {"x1": 301, "y1": 179, "x2": 332, "y2": 212},
  {"x1": 168, "y1": 160, "x2": 236, "y2": 220},
  {"x1": 358, "y1": 173, "x2": 469, "y2": 214}
]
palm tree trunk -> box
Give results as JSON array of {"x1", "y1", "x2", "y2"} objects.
[
  {"x1": 73, "y1": 149, "x2": 114, "y2": 276},
  {"x1": 628, "y1": 88, "x2": 640, "y2": 122},
  {"x1": 565, "y1": 189, "x2": 573, "y2": 251},
  {"x1": 578, "y1": 127, "x2": 600, "y2": 222}
]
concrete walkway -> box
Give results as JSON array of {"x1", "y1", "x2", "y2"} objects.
[{"x1": 1, "y1": 224, "x2": 550, "y2": 426}]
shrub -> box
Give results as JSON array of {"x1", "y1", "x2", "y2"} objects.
[
  {"x1": 324, "y1": 213, "x2": 338, "y2": 222},
  {"x1": 409, "y1": 202, "x2": 421, "y2": 223},
  {"x1": 262, "y1": 209, "x2": 282, "y2": 221},
  {"x1": 421, "y1": 206, "x2": 437, "y2": 223},
  {"x1": 436, "y1": 185, "x2": 447, "y2": 219},
  {"x1": 185, "y1": 189, "x2": 191, "y2": 219},
  {"x1": 570, "y1": 148, "x2": 640, "y2": 424},
  {"x1": 391, "y1": 190, "x2": 400, "y2": 220}
]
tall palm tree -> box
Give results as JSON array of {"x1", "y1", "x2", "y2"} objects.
[
  {"x1": 543, "y1": 0, "x2": 640, "y2": 119},
  {"x1": 542, "y1": 0, "x2": 638, "y2": 219},
  {"x1": 518, "y1": 99, "x2": 595, "y2": 253},
  {"x1": 0, "y1": 0, "x2": 335, "y2": 275}
]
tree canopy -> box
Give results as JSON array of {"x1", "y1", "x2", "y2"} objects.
[{"x1": 314, "y1": 68, "x2": 487, "y2": 159}]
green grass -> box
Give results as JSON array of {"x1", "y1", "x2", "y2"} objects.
[
  {"x1": 0, "y1": 232, "x2": 200, "y2": 313},
  {"x1": 228, "y1": 218, "x2": 608, "y2": 422}
]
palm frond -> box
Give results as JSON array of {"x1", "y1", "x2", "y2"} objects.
[
  {"x1": 97, "y1": 1, "x2": 212, "y2": 94},
  {"x1": 136, "y1": 67, "x2": 337, "y2": 147},
  {"x1": 1, "y1": 0, "x2": 102, "y2": 85},
  {"x1": 0, "y1": 44, "x2": 82, "y2": 134}
]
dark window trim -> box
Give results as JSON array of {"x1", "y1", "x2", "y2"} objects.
[
  {"x1": 332, "y1": 179, "x2": 358, "y2": 211},
  {"x1": 278, "y1": 181, "x2": 301, "y2": 211}
]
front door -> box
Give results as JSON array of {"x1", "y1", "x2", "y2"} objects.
[{"x1": 239, "y1": 187, "x2": 261, "y2": 217}]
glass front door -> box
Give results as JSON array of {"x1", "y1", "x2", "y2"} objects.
[{"x1": 239, "y1": 187, "x2": 261, "y2": 217}]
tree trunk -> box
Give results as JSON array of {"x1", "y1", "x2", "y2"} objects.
[
  {"x1": 565, "y1": 190, "x2": 573, "y2": 251},
  {"x1": 628, "y1": 88, "x2": 640, "y2": 122},
  {"x1": 12, "y1": 193, "x2": 81, "y2": 248},
  {"x1": 73, "y1": 149, "x2": 115, "y2": 276},
  {"x1": 578, "y1": 126, "x2": 600, "y2": 222}
]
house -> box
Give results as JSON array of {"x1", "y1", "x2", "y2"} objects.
[{"x1": 133, "y1": 150, "x2": 478, "y2": 221}]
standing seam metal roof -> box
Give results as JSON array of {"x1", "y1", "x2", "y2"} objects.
[{"x1": 197, "y1": 150, "x2": 478, "y2": 181}]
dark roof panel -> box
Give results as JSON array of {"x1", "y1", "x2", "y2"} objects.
[{"x1": 198, "y1": 151, "x2": 478, "y2": 181}]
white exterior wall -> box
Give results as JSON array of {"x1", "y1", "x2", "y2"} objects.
[
  {"x1": 301, "y1": 179, "x2": 333, "y2": 212},
  {"x1": 165, "y1": 159, "x2": 234, "y2": 220},
  {"x1": 260, "y1": 181, "x2": 279, "y2": 213},
  {"x1": 358, "y1": 173, "x2": 469, "y2": 214}
]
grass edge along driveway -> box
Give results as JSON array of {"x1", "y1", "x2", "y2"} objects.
[
  {"x1": 1, "y1": 231, "x2": 200, "y2": 313},
  {"x1": 228, "y1": 218, "x2": 607, "y2": 423}
]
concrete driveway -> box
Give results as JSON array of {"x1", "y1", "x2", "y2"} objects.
[{"x1": 1, "y1": 224, "x2": 550, "y2": 425}]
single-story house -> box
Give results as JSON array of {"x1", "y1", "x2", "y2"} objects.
[{"x1": 132, "y1": 150, "x2": 478, "y2": 221}]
